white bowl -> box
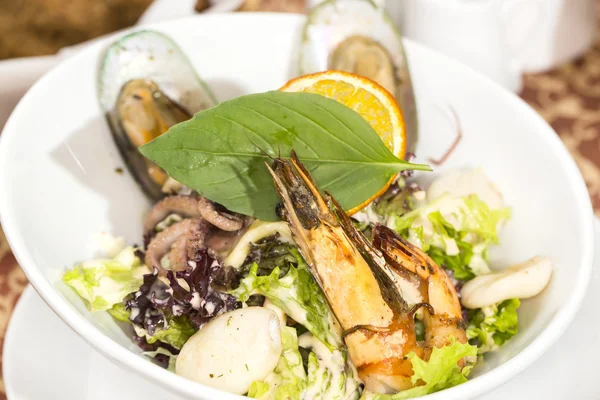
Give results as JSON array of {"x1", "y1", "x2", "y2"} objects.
[{"x1": 0, "y1": 13, "x2": 594, "y2": 400}]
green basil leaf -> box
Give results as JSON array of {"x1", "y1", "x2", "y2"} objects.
[{"x1": 140, "y1": 91, "x2": 429, "y2": 221}]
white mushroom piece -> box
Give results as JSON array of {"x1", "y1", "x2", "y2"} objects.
[
  {"x1": 176, "y1": 307, "x2": 283, "y2": 394},
  {"x1": 461, "y1": 256, "x2": 553, "y2": 309}
]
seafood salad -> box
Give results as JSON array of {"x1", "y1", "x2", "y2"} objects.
[{"x1": 62, "y1": 1, "x2": 553, "y2": 399}]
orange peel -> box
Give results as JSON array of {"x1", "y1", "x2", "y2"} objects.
[{"x1": 280, "y1": 70, "x2": 407, "y2": 214}]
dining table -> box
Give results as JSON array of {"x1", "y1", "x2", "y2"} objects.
[{"x1": 0, "y1": 0, "x2": 598, "y2": 398}]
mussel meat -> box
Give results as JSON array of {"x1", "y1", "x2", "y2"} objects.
[
  {"x1": 98, "y1": 30, "x2": 217, "y2": 201},
  {"x1": 300, "y1": 0, "x2": 418, "y2": 152}
]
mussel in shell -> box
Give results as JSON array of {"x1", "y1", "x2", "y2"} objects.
[
  {"x1": 98, "y1": 30, "x2": 216, "y2": 201},
  {"x1": 300, "y1": 0, "x2": 418, "y2": 152}
]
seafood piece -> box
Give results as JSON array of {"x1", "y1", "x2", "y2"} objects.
[
  {"x1": 197, "y1": 197, "x2": 244, "y2": 232},
  {"x1": 267, "y1": 152, "x2": 466, "y2": 393},
  {"x1": 300, "y1": 0, "x2": 418, "y2": 151},
  {"x1": 176, "y1": 307, "x2": 283, "y2": 394},
  {"x1": 144, "y1": 195, "x2": 203, "y2": 234},
  {"x1": 143, "y1": 194, "x2": 249, "y2": 272},
  {"x1": 98, "y1": 30, "x2": 216, "y2": 201},
  {"x1": 144, "y1": 194, "x2": 246, "y2": 235},
  {"x1": 145, "y1": 218, "x2": 209, "y2": 271},
  {"x1": 461, "y1": 256, "x2": 553, "y2": 309},
  {"x1": 372, "y1": 225, "x2": 467, "y2": 350}
]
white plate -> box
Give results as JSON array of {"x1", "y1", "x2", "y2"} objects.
[
  {"x1": 5, "y1": 219, "x2": 600, "y2": 399},
  {"x1": 0, "y1": 13, "x2": 594, "y2": 400},
  {"x1": 3, "y1": 286, "x2": 180, "y2": 400}
]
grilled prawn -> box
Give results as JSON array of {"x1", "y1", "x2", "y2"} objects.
[{"x1": 267, "y1": 152, "x2": 467, "y2": 394}]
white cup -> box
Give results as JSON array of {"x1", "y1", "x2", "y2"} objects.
[
  {"x1": 517, "y1": 0, "x2": 596, "y2": 72},
  {"x1": 385, "y1": 0, "x2": 560, "y2": 92}
]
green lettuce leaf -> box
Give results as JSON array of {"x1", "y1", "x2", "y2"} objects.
[
  {"x1": 62, "y1": 246, "x2": 148, "y2": 311},
  {"x1": 248, "y1": 326, "x2": 307, "y2": 400},
  {"x1": 364, "y1": 339, "x2": 478, "y2": 400},
  {"x1": 371, "y1": 178, "x2": 416, "y2": 218},
  {"x1": 230, "y1": 249, "x2": 341, "y2": 350},
  {"x1": 141, "y1": 347, "x2": 178, "y2": 372},
  {"x1": 467, "y1": 299, "x2": 520, "y2": 353},
  {"x1": 135, "y1": 315, "x2": 197, "y2": 350},
  {"x1": 392, "y1": 194, "x2": 510, "y2": 280},
  {"x1": 233, "y1": 247, "x2": 360, "y2": 399},
  {"x1": 302, "y1": 333, "x2": 360, "y2": 400},
  {"x1": 108, "y1": 302, "x2": 131, "y2": 322},
  {"x1": 248, "y1": 382, "x2": 271, "y2": 398}
]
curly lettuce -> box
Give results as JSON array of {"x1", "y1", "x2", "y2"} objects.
[
  {"x1": 133, "y1": 315, "x2": 197, "y2": 350},
  {"x1": 62, "y1": 246, "x2": 148, "y2": 311},
  {"x1": 363, "y1": 339, "x2": 478, "y2": 400},
  {"x1": 467, "y1": 299, "x2": 520, "y2": 353},
  {"x1": 231, "y1": 249, "x2": 341, "y2": 350},
  {"x1": 392, "y1": 194, "x2": 510, "y2": 280},
  {"x1": 301, "y1": 333, "x2": 360, "y2": 400}
]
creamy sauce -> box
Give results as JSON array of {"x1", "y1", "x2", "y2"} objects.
[
  {"x1": 299, "y1": 333, "x2": 360, "y2": 400},
  {"x1": 263, "y1": 300, "x2": 287, "y2": 327},
  {"x1": 190, "y1": 292, "x2": 201, "y2": 309},
  {"x1": 391, "y1": 192, "x2": 504, "y2": 276}
]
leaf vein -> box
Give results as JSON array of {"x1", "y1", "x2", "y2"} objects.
[
  {"x1": 260, "y1": 98, "x2": 374, "y2": 160},
  {"x1": 230, "y1": 103, "x2": 319, "y2": 157}
]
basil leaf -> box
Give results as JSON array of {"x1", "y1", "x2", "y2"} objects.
[{"x1": 140, "y1": 91, "x2": 429, "y2": 221}]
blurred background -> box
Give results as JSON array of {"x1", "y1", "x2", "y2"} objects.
[{"x1": 0, "y1": 0, "x2": 599, "y2": 396}]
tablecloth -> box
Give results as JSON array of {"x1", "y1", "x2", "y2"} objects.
[{"x1": 0, "y1": 1, "x2": 599, "y2": 398}]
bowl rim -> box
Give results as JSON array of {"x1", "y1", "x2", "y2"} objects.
[{"x1": 0, "y1": 12, "x2": 595, "y2": 400}]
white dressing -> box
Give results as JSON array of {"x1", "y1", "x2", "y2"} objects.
[
  {"x1": 461, "y1": 256, "x2": 553, "y2": 309},
  {"x1": 176, "y1": 307, "x2": 282, "y2": 394},
  {"x1": 427, "y1": 169, "x2": 504, "y2": 209},
  {"x1": 224, "y1": 221, "x2": 294, "y2": 268},
  {"x1": 390, "y1": 194, "x2": 466, "y2": 254},
  {"x1": 299, "y1": 332, "x2": 361, "y2": 399},
  {"x1": 263, "y1": 299, "x2": 287, "y2": 327},
  {"x1": 352, "y1": 203, "x2": 385, "y2": 226}
]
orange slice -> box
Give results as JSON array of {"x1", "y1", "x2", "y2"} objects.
[{"x1": 280, "y1": 70, "x2": 407, "y2": 214}]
